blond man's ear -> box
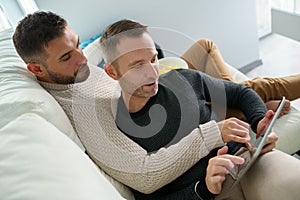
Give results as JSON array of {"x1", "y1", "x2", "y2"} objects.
[{"x1": 104, "y1": 63, "x2": 119, "y2": 80}]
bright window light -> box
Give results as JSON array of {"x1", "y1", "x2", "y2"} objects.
[
  {"x1": 0, "y1": 4, "x2": 11, "y2": 31},
  {"x1": 17, "y1": 0, "x2": 38, "y2": 15}
]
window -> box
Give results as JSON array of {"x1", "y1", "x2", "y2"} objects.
[
  {"x1": 272, "y1": 0, "x2": 295, "y2": 13},
  {"x1": 272, "y1": 0, "x2": 300, "y2": 14},
  {"x1": 256, "y1": 0, "x2": 271, "y2": 38},
  {"x1": 17, "y1": 0, "x2": 38, "y2": 15},
  {"x1": 256, "y1": 0, "x2": 300, "y2": 38},
  {"x1": 0, "y1": 4, "x2": 11, "y2": 32}
]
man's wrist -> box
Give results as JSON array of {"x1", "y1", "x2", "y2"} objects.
[{"x1": 194, "y1": 180, "x2": 215, "y2": 200}]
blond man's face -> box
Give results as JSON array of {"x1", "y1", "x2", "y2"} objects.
[{"x1": 113, "y1": 32, "x2": 159, "y2": 99}]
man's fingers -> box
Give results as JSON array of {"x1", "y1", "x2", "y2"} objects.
[
  {"x1": 217, "y1": 146, "x2": 228, "y2": 156},
  {"x1": 261, "y1": 110, "x2": 274, "y2": 125},
  {"x1": 260, "y1": 132, "x2": 278, "y2": 154},
  {"x1": 266, "y1": 110, "x2": 275, "y2": 120},
  {"x1": 285, "y1": 99, "x2": 291, "y2": 107},
  {"x1": 210, "y1": 155, "x2": 245, "y2": 168},
  {"x1": 225, "y1": 118, "x2": 251, "y2": 143},
  {"x1": 219, "y1": 155, "x2": 245, "y2": 165},
  {"x1": 246, "y1": 142, "x2": 256, "y2": 152},
  {"x1": 206, "y1": 153, "x2": 245, "y2": 195},
  {"x1": 260, "y1": 143, "x2": 276, "y2": 154},
  {"x1": 226, "y1": 118, "x2": 250, "y2": 133},
  {"x1": 210, "y1": 165, "x2": 230, "y2": 175},
  {"x1": 219, "y1": 117, "x2": 250, "y2": 131},
  {"x1": 209, "y1": 175, "x2": 225, "y2": 188},
  {"x1": 227, "y1": 118, "x2": 250, "y2": 139},
  {"x1": 233, "y1": 118, "x2": 250, "y2": 129},
  {"x1": 229, "y1": 133, "x2": 251, "y2": 143},
  {"x1": 218, "y1": 118, "x2": 252, "y2": 143},
  {"x1": 231, "y1": 127, "x2": 249, "y2": 137},
  {"x1": 257, "y1": 110, "x2": 274, "y2": 136}
]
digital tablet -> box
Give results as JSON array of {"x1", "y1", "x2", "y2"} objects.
[{"x1": 232, "y1": 96, "x2": 286, "y2": 188}]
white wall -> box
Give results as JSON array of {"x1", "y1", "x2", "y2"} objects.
[{"x1": 3, "y1": 0, "x2": 260, "y2": 69}]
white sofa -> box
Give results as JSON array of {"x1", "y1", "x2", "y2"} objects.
[
  {"x1": 0, "y1": 28, "x2": 133, "y2": 200},
  {"x1": 1, "y1": 27, "x2": 299, "y2": 200}
]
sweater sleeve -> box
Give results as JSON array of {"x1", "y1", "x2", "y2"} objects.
[
  {"x1": 223, "y1": 80, "x2": 267, "y2": 132},
  {"x1": 199, "y1": 72, "x2": 267, "y2": 132},
  {"x1": 90, "y1": 105, "x2": 225, "y2": 194}
]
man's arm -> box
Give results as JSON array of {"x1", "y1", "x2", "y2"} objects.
[
  {"x1": 45, "y1": 66, "x2": 226, "y2": 194},
  {"x1": 199, "y1": 71, "x2": 267, "y2": 132},
  {"x1": 86, "y1": 113, "x2": 224, "y2": 194}
]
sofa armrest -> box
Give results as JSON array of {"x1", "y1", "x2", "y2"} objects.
[{"x1": 226, "y1": 63, "x2": 250, "y2": 82}]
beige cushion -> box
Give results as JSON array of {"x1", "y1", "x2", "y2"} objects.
[{"x1": 158, "y1": 57, "x2": 188, "y2": 74}]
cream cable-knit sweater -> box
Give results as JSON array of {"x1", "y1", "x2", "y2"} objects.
[{"x1": 40, "y1": 65, "x2": 224, "y2": 194}]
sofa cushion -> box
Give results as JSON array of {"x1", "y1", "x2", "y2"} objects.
[
  {"x1": 0, "y1": 113, "x2": 126, "y2": 200},
  {"x1": 83, "y1": 37, "x2": 104, "y2": 68},
  {"x1": 0, "y1": 28, "x2": 135, "y2": 200},
  {"x1": 273, "y1": 107, "x2": 300, "y2": 154}
]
